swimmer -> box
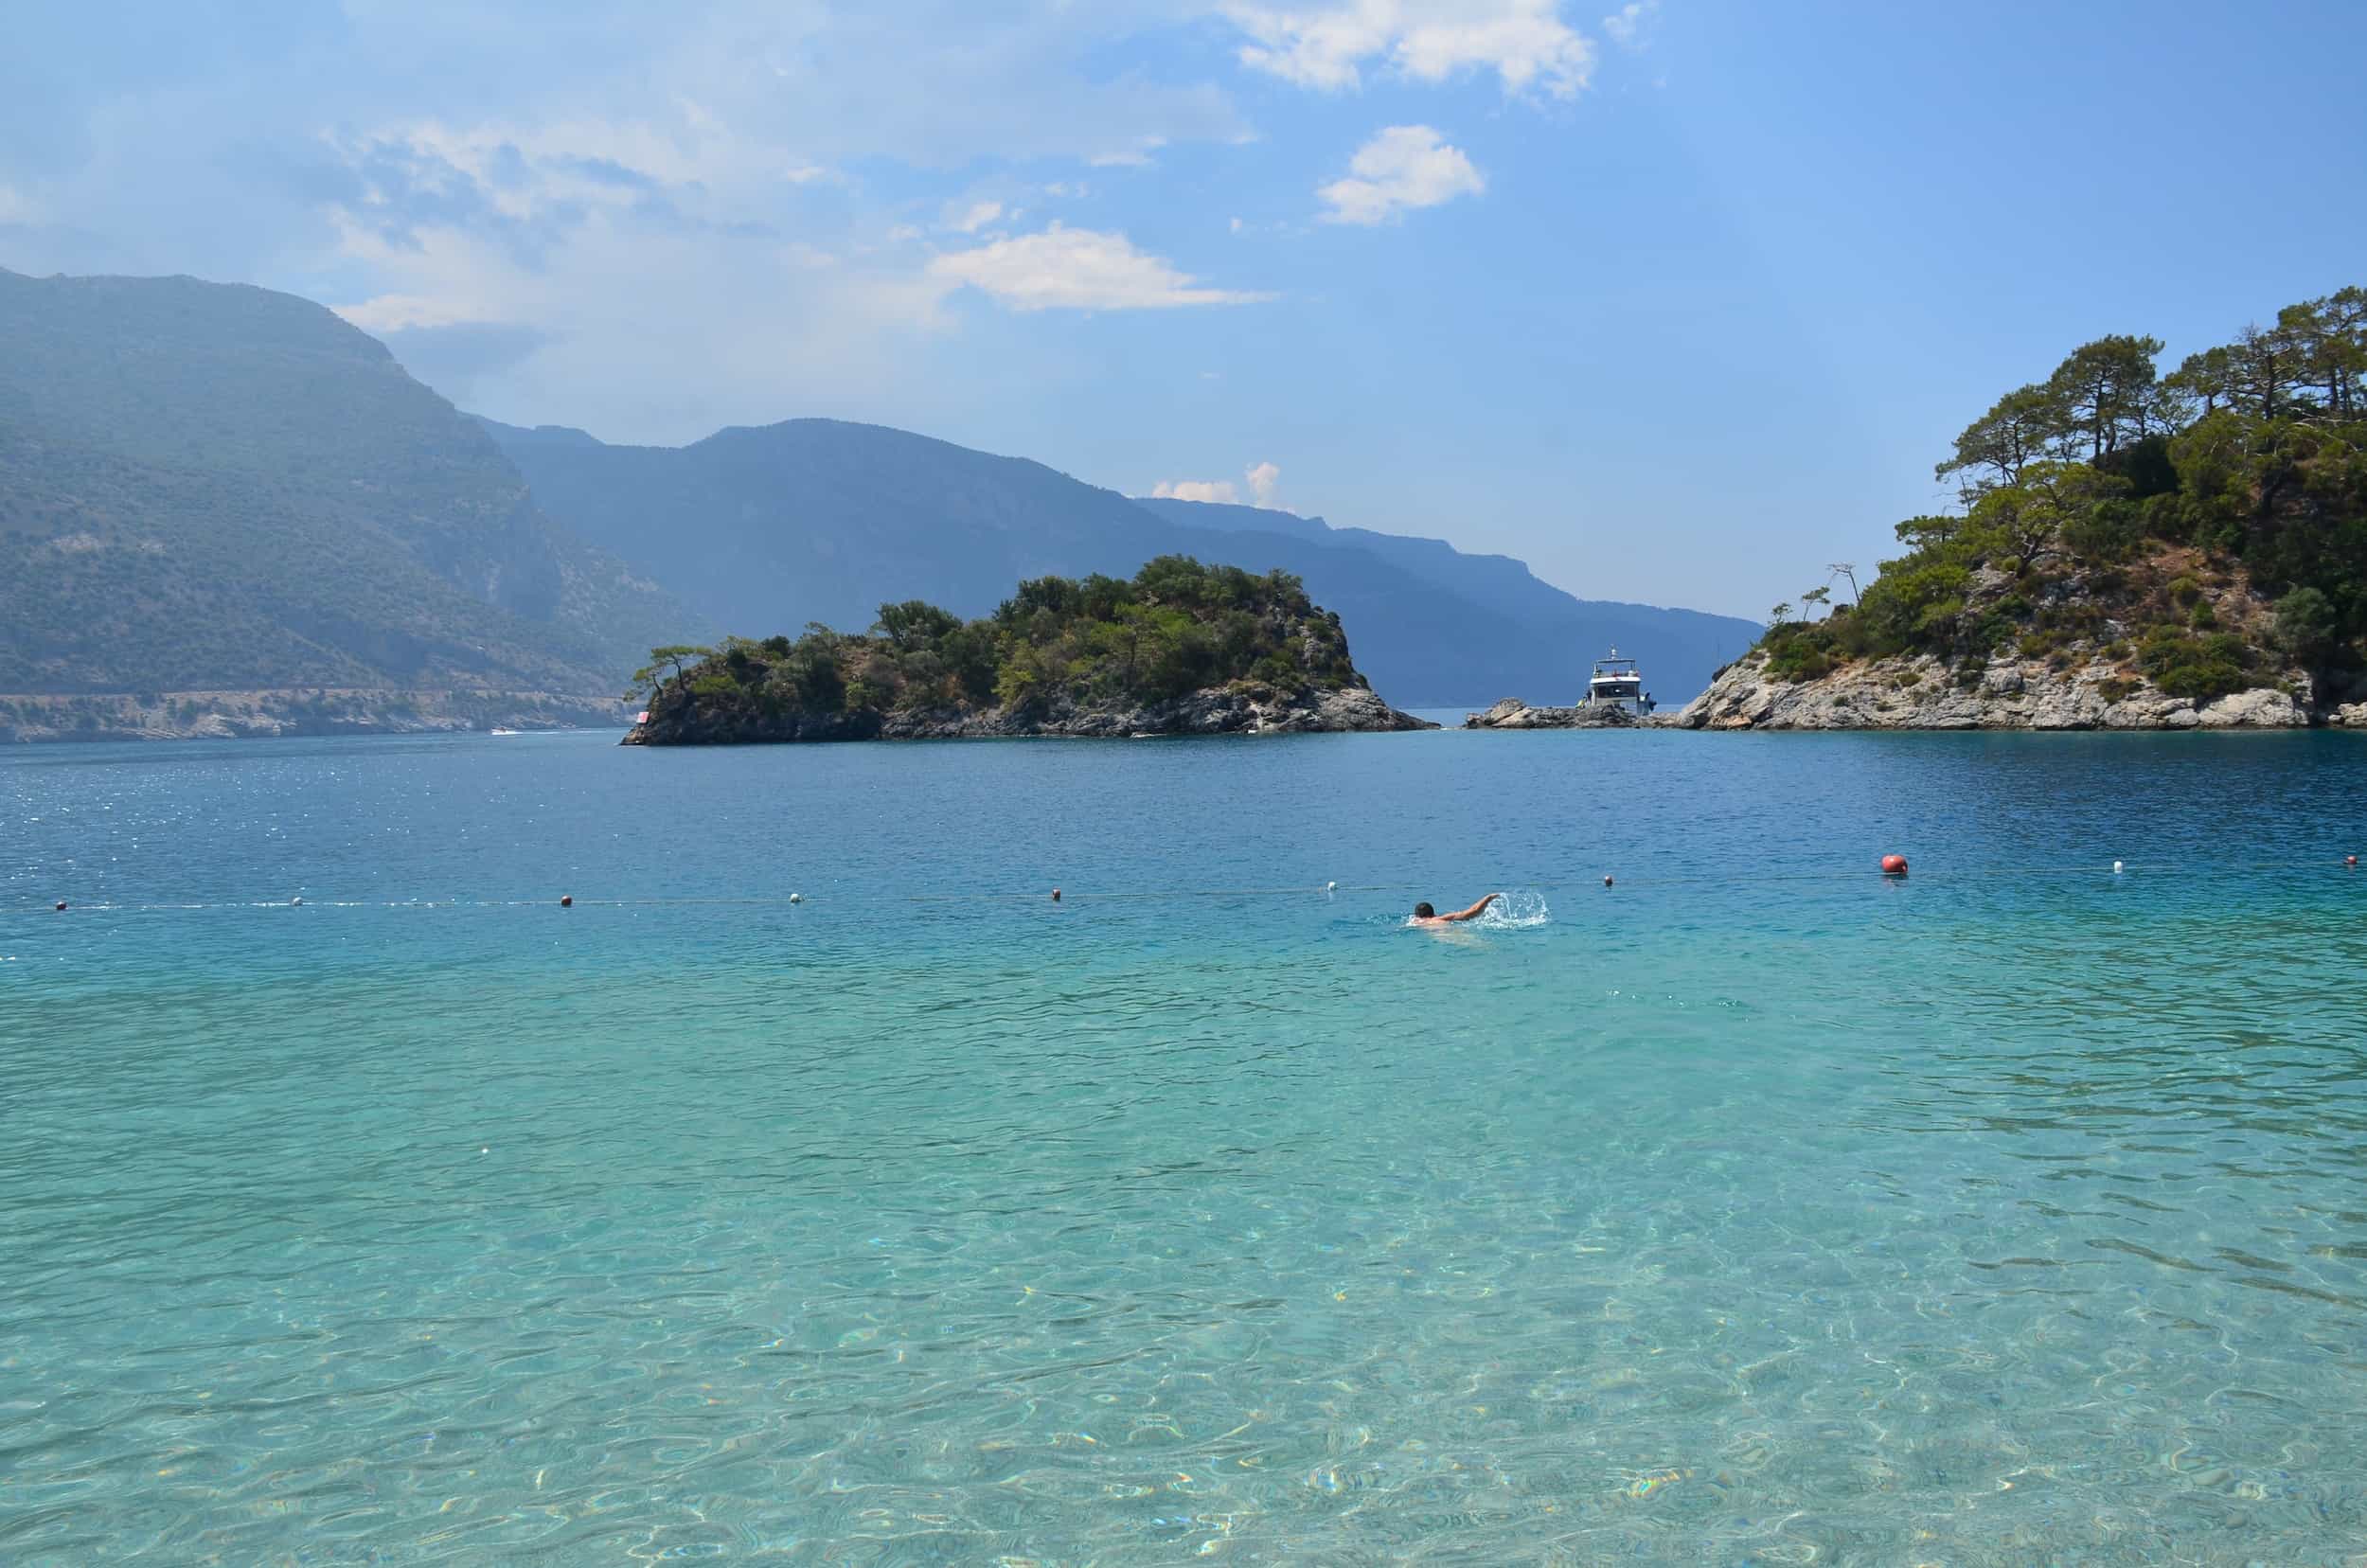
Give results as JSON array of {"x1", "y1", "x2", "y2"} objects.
[{"x1": 1410, "y1": 893, "x2": 1501, "y2": 927}]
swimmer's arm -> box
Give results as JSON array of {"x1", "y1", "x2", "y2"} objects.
[{"x1": 1440, "y1": 893, "x2": 1502, "y2": 922}]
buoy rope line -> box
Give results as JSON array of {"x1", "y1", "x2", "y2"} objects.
[{"x1": 15, "y1": 860, "x2": 2361, "y2": 917}]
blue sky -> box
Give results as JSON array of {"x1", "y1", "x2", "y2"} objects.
[{"x1": 5, "y1": 1, "x2": 2364, "y2": 618}]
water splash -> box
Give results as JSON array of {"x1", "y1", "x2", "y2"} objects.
[
  {"x1": 1393, "y1": 890, "x2": 1554, "y2": 930},
  {"x1": 1475, "y1": 889, "x2": 1552, "y2": 928}
]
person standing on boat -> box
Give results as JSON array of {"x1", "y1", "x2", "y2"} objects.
[{"x1": 1411, "y1": 893, "x2": 1500, "y2": 927}]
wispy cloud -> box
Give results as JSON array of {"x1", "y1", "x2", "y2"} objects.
[
  {"x1": 1318, "y1": 125, "x2": 1485, "y2": 224},
  {"x1": 1222, "y1": 0, "x2": 1596, "y2": 98},
  {"x1": 1088, "y1": 138, "x2": 1166, "y2": 169},
  {"x1": 929, "y1": 224, "x2": 1273, "y2": 312},
  {"x1": 322, "y1": 114, "x2": 808, "y2": 267},
  {"x1": 1602, "y1": 0, "x2": 1659, "y2": 48},
  {"x1": 944, "y1": 199, "x2": 1006, "y2": 234}
]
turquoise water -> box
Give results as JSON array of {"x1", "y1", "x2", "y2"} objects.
[{"x1": 5, "y1": 727, "x2": 2366, "y2": 1564}]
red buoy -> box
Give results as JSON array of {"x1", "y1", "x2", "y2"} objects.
[
  {"x1": 1881, "y1": 854, "x2": 1909, "y2": 876},
  {"x1": 1051, "y1": 888, "x2": 1062, "y2": 901},
  {"x1": 561, "y1": 895, "x2": 573, "y2": 907},
  {"x1": 2350, "y1": 855, "x2": 2359, "y2": 868}
]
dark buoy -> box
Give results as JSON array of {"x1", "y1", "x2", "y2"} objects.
[
  {"x1": 1051, "y1": 887, "x2": 1062, "y2": 902},
  {"x1": 560, "y1": 895, "x2": 573, "y2": 908},
  {"x1": 1603, "y1": 875, "x2": 1614, "y2": 887},
  {"x1": 54, "y1": 900, "x2": 66, "y2": 912},
  {"x1": 1881, "y1": 854, "x2": 1909, "y2": 877}
]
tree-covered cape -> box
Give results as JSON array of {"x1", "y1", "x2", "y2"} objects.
[
  {"x1": 1763, "y1": 287, "x2": 2367, "y2": 704},
  {"x1": 630, "y1": 556, "x2": 1368, "y2": 731}
]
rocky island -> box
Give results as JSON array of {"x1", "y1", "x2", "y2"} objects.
[
  {"x1": 1669, "y1": 287, "x2": 2367, "y2": 732},
  {"x1": 623, "y1": 557, "x2": 1435, "y2": 744}
]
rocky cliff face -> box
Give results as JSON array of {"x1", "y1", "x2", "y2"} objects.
[
  {"x1": 623, "y1": 683, "x2": 1435, "y2": 745},
  {"x1": 1666, "y1": 650, "x2": 2338, "y2": 731}
]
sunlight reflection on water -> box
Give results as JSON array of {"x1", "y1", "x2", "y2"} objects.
[{"x1": 4, "y1": 729, "x2": 2365, "y2": 1563}]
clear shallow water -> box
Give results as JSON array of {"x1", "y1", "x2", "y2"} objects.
[{"x1": 4, "y1": 727, "x2": 2366, "y2": 1565}]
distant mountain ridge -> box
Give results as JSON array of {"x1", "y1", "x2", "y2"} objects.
[
  {"x1": 484, "y1": 418, "x2": 1759, "y2": 706},
  {"x1": 0, "y1": 264, "x2": 1755, "y2": 734},
  {"x1": 0, "y1": 269, "x2": 702, "y2": 703}
]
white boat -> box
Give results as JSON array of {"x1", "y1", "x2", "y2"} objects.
[
  {"x1": 489, "y1": 727, "x2": 522, "y2": 736},
  {"x1": 1584, "y1": 649, "x2": 1654, "y2": 715}
]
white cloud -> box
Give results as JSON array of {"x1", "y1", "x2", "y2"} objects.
[
  {"x1": 1152, "y1": 477, "x2": 1241, "y2": 503},
  {"x1": 945, "y1": 199, "x2": 1006, "y2": 234},
  {"x1": 0, "y1": 184, "x2": 38, "y2": 223},
  {"x1": 1229, "y1": 215, "x2": 1244, "y2": 233},
  {"x1": 334, "y1": 291, "x2": 488, "y2": 333},
  {"x1": 1148, "y1": 460, "x2": 1282, "y2": 508},
  {"x1": 1246, "y1": 460, "x2": 1281, "y2": 507},
  {"x1": 1602, "y1": 0, "x2": 1658, "y2": 47},
  {"x1": 928, "y1": 223, "x2": 1273, "y2": 312},
  {"x1": 1223, "y1": 0, "x2": 1595, "y2": 98},
  {"x1": 1317, "y1": 125, "x2": 1485, "y2": 224},
  {"x1": 326, "y1": 205, "x2": 958, "y2": 440}
]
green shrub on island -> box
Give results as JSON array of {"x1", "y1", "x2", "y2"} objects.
[
  {"x1": 1758, "y1": 287, "x2": 2367, "y2": 697},
  {"x1": 2137, "y1": 625, "x2": 2256, "y2": 701},
  {"x1": 631, "y1": 556, "x2": 1364, "y2": 722}
]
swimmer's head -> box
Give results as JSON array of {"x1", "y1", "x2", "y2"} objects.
[{"x1": 1413, "y1": 901, "x2": 1434, "y2": 918}]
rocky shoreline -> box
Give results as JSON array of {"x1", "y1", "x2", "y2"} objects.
[
  {"x1": 0, "y1": 687, "x2": 627, "y2": 742},
  {"x1": 624, "y1": 683, "x2": 1435, "y2": 744},
  {"x1": 1462, "y1": 698, "x2": 1643, "y2": 730},
  {"x1": 1664, "y1": 650, "x2": 2367, "y2": 731}
]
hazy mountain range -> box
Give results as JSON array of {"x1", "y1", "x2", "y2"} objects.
[
  {"x1": 1, "y1": 267, "x2": 1760, "y2": 725},
  {"x1": 0, "y1": 269, "x2": 692, "y2": 700},
  {"x1": 482, "y1": 421, "x2": 1758, "y2": 706}
]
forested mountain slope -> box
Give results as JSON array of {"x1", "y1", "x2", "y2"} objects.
[{"x1": 0, "y1": 270, "x2": 697, "y2": 697}]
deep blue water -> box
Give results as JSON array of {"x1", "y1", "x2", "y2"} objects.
[{"x1": 5, "y1": 726, "x2": 2366, "y2": 1564}]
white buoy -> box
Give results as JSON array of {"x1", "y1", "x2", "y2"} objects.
[
  {"x1": 2112, "y1": 861, "x2": 2124, "y2": 875},
  {"x1": 789, "y1": 892, "x2": 803, "y2": 904},
  {"x1": 292, "y1": 895, "x2": 303, "y2": 906},
  {"x1": 1326, "y1": 881, "x2": 1336, "y2": 892}
]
